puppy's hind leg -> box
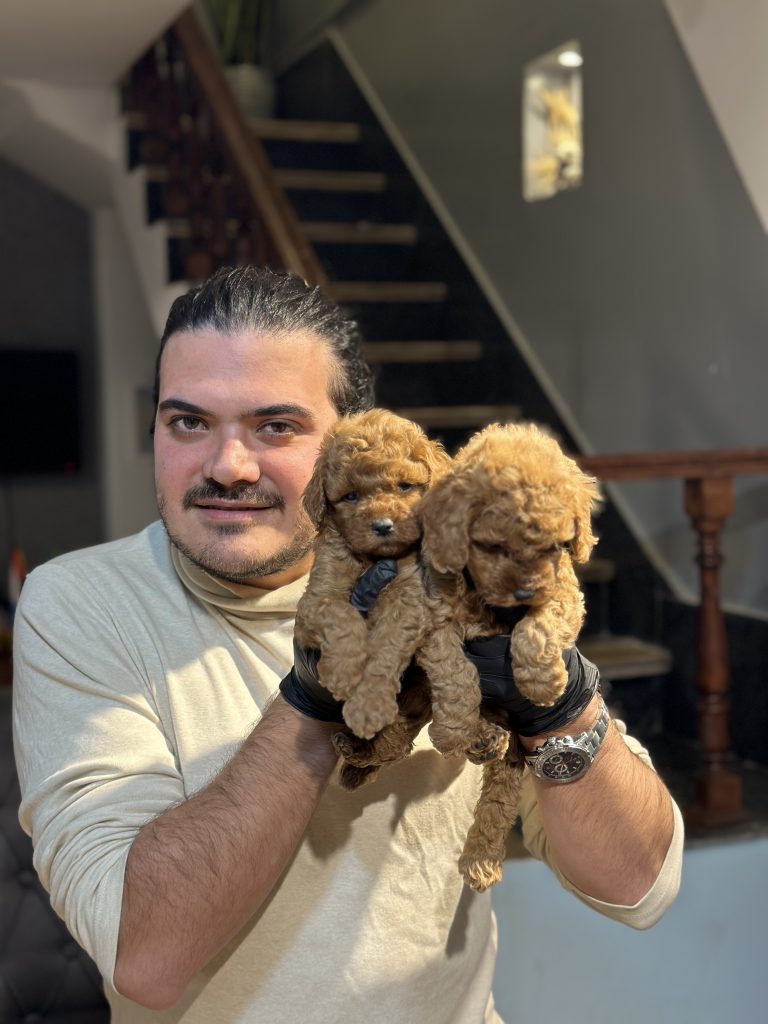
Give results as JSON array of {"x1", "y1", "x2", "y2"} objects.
[
  {"x1": 459, "y1": 743, "x2": 524, "y2": 892},
  {"x1": 333, "y1": 680, "x2": 433, "y2": 790}
]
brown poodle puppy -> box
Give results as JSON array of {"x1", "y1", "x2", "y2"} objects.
[
  {"x1": 419, "y1": 421, "x2": 601, "y2": 890},
  {"x1": 295, "y1": 409, "x2": 509, "y2": 777}
]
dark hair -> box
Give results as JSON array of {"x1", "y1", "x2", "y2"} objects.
[{"x1": 153, "y1": 265, "x2": 375, "y2": 422}]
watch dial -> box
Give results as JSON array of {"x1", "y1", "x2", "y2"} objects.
[{"x1": 540, "y1": 749, "x2": 589, "y2": 781}]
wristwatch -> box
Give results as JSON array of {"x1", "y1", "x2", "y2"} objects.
[{"x1": 524, "y1": 697, "x2": 610, "y2": 784}]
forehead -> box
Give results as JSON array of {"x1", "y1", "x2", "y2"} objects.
[{"x1": 159, "y1": 328, "x2": 338, "y2": 410}]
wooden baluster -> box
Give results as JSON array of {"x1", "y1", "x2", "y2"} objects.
[
  {"x1": 683, "y1": 476, "x2": 745, "y2": 827},
  {"x1": 161, "y1": 33, "x2": 188, "y2": 220}
]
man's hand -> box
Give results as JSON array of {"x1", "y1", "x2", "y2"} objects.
[
  {"x1": 279, "y1": 559, "x2": 398, "y2": 721},
  {"x1": 462, "y1": 636, "x2": 600, "y2": 736}
]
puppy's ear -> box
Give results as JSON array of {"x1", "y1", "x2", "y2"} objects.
[
  {"x1": 420, "y1": 473, "x2": 474, "y2": 573},
  {"x1": 569, "y1": 472, "x2": 602, "y2": 563},
  {"x1": 302, "y1": 438, "x2": 333, "y2": 527}
]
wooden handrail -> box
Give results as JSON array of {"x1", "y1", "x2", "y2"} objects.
[
  {"x1": 576, "y1": 447, "x2": 768, "y2": 829},
  {"x1": 579, "y1": 447, "x2": 768, "y2": 480},
  {"x1": 172, "y1": 9, "x2": 327, "y2": 287}
]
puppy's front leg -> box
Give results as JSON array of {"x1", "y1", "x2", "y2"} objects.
[
  {"x1": 341, "y1": 574, "x2": 426, "y2": 738},
  {"x1": 294, "y1": 539, "x2": 368, "y2": 700},
  {"x1": 511, "y1": 587, "x2": 583, "y2": 705},
  {"x1": 420, "y1": 626, "x2": 509, "y2": 762}
]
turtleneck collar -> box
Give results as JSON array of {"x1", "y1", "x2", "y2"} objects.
[{"x1": 171, "y1": 542, "x2": 308, "y2": 621}]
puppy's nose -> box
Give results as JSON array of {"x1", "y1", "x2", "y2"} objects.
[
  {"x1": 371, "y1": 518, "x2": 395, "y2": 536},
  {"x1": 513, "y1": 588, "x2": 535, "y2": 602}
]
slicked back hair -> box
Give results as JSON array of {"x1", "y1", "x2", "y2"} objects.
[{"x1": 153, "y1": 265, "x2": 375, "y2": 425}]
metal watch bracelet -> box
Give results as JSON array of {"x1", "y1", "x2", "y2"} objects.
[{"x1": 524, "y1": 696, "x2": 610, "y2": 783}]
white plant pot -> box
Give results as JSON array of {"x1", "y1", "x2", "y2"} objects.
[{"x1": 224, "y1": 63, "x2": 275, "y2": 119}]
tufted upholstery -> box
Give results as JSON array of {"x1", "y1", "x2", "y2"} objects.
[{"x1": 0, "y1": 687, "x2": 110, "y2": 1022}]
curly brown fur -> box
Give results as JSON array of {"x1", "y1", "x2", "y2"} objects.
[
  {"x1": 420, "y1": 421, "x2": 601, "y2": 890},
  {"x1": 295, "y1": 409, "x2": 509, "y2": 774}
]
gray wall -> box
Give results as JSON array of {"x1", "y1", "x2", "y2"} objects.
[
  {"x1": 0, "y1": 158, "x2": 103, "y2": 592},
  {"x1": 324, "y1": 0, "x2": 768, "y2": 616}
]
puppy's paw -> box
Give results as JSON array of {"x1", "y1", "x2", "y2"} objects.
[
  {"x1": 342, "y1": 691, "x2": 399, "y2": 739},
  {"x1": 338, "y1": 762, "x2": 380, "y2": 790},
  {"x1": 332, "y1": 730, "x2": 374, "y2": 766},
  {"x1": 466, "y1": 722, "x2": 510, "y2": 765},
  {"x1": 513, "y1": 660, "x2": 568, "y2": 707},
  {"x1": 459, "y1": 854, "x2": 504, "y2": 892}
]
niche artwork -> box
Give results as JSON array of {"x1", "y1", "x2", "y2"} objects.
[{"x1": 523, "y1": 41, "x2": 583, "y2": 202}]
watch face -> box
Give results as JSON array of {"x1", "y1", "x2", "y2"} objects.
[{"x1": 537, "y1": 747, "x2": 590, "y2": 782}]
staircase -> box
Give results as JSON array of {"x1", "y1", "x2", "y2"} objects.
[{"x1": 121, "y1": 23, "x2": 673, "y2": 722}]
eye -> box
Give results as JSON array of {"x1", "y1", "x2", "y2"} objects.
[
  {"x1": 170, "y1": 414, "x2": 206, "y2": 433},
  {"x1": 342, "y1": 491, "x2": 359, "y2": 503},
  {"x1": 398, "y1": 482, "x2": 413, "y2": 492}
]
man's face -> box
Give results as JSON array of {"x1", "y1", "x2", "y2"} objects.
[{"x1": 154, "y1": 328, "x2": 340, "y2": 589}]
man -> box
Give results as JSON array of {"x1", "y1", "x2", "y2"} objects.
[{"x1": 13, "y1": 266, "x2": 682, "y2": 1023}]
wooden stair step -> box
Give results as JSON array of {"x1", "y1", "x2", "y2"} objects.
[
  {"x1": 327, "y1": 281, "x2": 448, "y2": 304},
  {"x1": 576, "y1": 557, "x2": 617, "y2": 585},
  {"x1": 393, "y1": 404, "x2": 521, "y2": 429},
  {"x1": 363, "y1": 340, "x2": 482, "y2": 363},
  {"x1": 249, "y1": 117, "x2": 361, "y2": 143},
  {"x1": 274, "y1": 168, "x2": 387, "y2": 193},
  {"x1": 578, "y1": 634, "x2": 673, "y2": 682},
  {"x1": 302, "y1": 221, "x2": 417, "y2": 245}
]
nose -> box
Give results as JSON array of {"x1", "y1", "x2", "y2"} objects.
[
  {"x1": 372, "y1": 518, "x2": 395, "y2": 536},
  {"x1": 203, "y1": 435, "x2": 260, "y2": 486},
  {"x1": 513, "y1": 588, "x2": 535, "y2": 602}
]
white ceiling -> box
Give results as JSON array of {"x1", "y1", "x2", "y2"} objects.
[{"x1": 0, "y1": 0, "x2": 190, "y2": 86}]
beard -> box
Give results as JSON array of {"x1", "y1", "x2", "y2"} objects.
[{"x1": 157, "y1": 482, "x2": 316, "y2": 585}]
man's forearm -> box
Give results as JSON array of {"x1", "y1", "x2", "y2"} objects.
[
  {"x1": 114, "y1": 697, "x2": 338, "y2": 1010},
  {"x1": 520, "y1": 696, "x2": 675, "y2": 905}
]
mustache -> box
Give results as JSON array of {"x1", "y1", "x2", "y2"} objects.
[{"x1": 183, "y1": 482, "x2": 286, "y2": 510}]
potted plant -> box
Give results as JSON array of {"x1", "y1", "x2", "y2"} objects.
[{"x1": 198, "y1": 0, "x2": 275, "y2": 117}]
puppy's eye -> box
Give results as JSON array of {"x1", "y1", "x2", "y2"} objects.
[
  {"x1": 341, "y1": 492, "x2": 359, "y2": 503},
  {"x1": 397, "y1": 482, "x2": 414, "y2": 492}
]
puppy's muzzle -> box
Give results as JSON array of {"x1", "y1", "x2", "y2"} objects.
[{"x1": 371, "y1": 518, "x2": 395, "y2": 537}]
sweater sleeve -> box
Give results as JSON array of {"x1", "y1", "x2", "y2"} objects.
[
  {"x1": 517, "y1": 721, "x2": 684, "y2": 930},
  {"x1": 12, "y1": 563, "x2": 186, "y2": 984}
]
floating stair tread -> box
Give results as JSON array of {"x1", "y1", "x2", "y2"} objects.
[
  {"x1": 249, "y1": 117, "x2": 361, "y2": 143},
  {"x1": 393, "y1": 404, "x2": 521, "y2": 429},
  {"x1": 328, "y1": 281, "x2": 448, "y2": 304},
  {"x1": 302, "y1": 221, "x2": 417, "y2": 245},
  {"x1": 274, "y1": 168, "x2": 387, "y2": 192},
  {"x1": 363, "y1": 341, "x2": 482, "y2": 363},
  {"x1": 576, "y1": 557, "x2": 617, "y2": 585},
  {"x1": 578, "y1": 634, "x2": 673, "y2": 682}
]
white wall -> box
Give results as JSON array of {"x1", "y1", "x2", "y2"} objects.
[
  {"x1": 91, "y1": 210, "x2": 159, "y2": 540},
  {"x1": 492, "y1": 836, "x2": 768, "y2": 1022}
]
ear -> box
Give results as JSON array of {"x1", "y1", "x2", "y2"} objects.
[
  {"x1": 420, "y1": 473, "x2": 474, "y2": 573},
  {"x1": 302, "y1": 439, "x2": 333, "y2": 527},
  {"x1": 569, "y1": 473, "x2": 602, "y2": 563}
]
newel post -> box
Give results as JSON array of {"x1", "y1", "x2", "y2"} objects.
[{"x1": 683, "y1": 476, "x2": 744, "y2": 827}]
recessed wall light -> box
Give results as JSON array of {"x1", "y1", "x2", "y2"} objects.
[{"x1": 558, "y1": 50, "x2": 583, "y2": 68}]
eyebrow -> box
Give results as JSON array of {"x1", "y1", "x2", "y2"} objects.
[{"x1": 158, "y1": 399, "x2": 316, "y2": 421}]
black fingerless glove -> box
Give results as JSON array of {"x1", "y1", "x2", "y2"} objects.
[
  {"x1": 279, "y1": 559, "x2": 398, "y2": 721},
  {"x1": 279, "y1": 641, "x2": 346, "y2": 722},
  {"x1": 463, "y1": 637, "x2": 600, "y2": 736}
]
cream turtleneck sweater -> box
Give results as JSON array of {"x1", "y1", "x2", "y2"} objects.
[{"x1": 13, "y1": 521, "x2": 682, "y2": 1024}]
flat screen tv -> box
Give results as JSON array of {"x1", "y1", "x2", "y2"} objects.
[{"x1": 0, "y1": 350, "x2": 81, "y2": 476}]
